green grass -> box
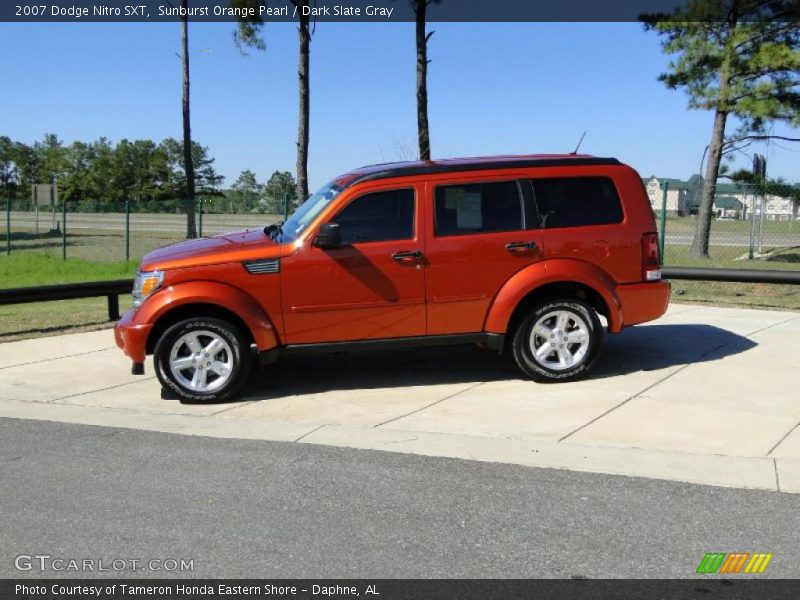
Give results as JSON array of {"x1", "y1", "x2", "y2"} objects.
[
  {"x1": 0, "y1": 295, "x2": 134, "y2": 341},
  {"x1": 671, "y1": 281, "x2": 800, "y2": 311},
  {"x1": 661, "y1": 215, "x2": 799, "y2": 234},
  {"x1": 657, "y1": 215, "x2": 800, "y2": 269},
  {"x1": 0, "y1": 253, "x2": 138, "y2": 288},
  {"x1": 0, "y1": 254, "x2": 138, "y2": 341},
  {"x1": 1, "y1": 227, "x2": 184, "y2": 263},
  {"x1": 662, "y1": 245, "x2": 800, "y2": 270}
]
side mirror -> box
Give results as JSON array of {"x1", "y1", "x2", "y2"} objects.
[{"x1": 315, "y1": 222, "x2": 342, "y2": 249}]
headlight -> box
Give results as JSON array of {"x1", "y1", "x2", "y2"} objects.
[{"x1": 132, "y1": 271, "x2": 164, "y2": 308}]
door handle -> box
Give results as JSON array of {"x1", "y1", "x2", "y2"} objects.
[
  {"x1": 505, "y1": 241, "x2": 537, "y2": 252},
  {"x1": 392, "y1": 250, "x2": 423, "y2": 262}
]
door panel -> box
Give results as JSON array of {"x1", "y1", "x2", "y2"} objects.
[
  {"x1": 423, "y1": 179, "x2": 544, "y2": 335},
  {"x1": 281, "y1": 185, "x2": 426, "y2": 344}
]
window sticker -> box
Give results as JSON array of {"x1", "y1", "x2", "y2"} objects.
[
  {"x1": 444, "y1": 187, "x2": 462, "y2": 210},
  {"x1": 456, "y1": 192, "x2": 483, "y2": 229}
]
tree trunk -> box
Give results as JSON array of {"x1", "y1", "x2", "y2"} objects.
[
  {"x1": 296, "y1": 5, "x2": 310, "y2": 203},
  {"x1": 691, "y1": 109, "x2": 728, "y2": 257},
  {"x1": 690, "y1": 8, "x2": 738, "y2": 259},
  {"x1": 415, "y1": 0, "x2": 431, "y2": 161},
  {"x1": 181, "y1": 3, "x2": 197, "y2": 239}
]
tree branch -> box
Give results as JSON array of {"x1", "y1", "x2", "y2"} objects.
[
  {"x1": 722, "y1": 134, "x2": 800, "y2": 148},
  {"x1": 732, "y1": 23, "x2": 796, "y2": 53},
  {"x1": 731, "y1": 66, "x2": 800, "y2": 84},
  {"x1": 721, "y1": 139, "x2": 758, "y2": 156}
]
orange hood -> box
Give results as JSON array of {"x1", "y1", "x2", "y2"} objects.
[{"x1": 140, "y1": 228, "x2": 282, "y2": 271}]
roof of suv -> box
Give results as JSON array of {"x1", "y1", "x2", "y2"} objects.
[{"x1": 339, "y1": 154, "x2": 622, "y2": 186}]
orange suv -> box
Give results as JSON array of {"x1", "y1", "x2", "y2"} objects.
[{"x1": 115, "y1": 154, "x2": 669, "y2": 402}]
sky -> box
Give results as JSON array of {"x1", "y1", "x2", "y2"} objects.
[{"x1": 1, "y1": 21, "x2": 798, "y2": 190}]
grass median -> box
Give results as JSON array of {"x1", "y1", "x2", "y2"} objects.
[
  {"x1": 0, "y1": 254, "x2": 137, "y2": 341},
  {"x1": 670, "y1": 281, "x2": 800, "y2": 311},
  {"x1": 1, "y1": 253, "x2": 138, "y2": 287},
  {"x1": 661, "y1": 245, "x2": 800, "y2": 310}
]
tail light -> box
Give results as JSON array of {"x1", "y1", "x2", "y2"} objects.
[{"x1": 641, "y1": 232, "x2": 661, "y2": 281}]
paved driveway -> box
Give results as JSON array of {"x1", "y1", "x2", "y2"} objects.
[{"x1": 1, "y1": 303, "x2": 798, "y2": 492}]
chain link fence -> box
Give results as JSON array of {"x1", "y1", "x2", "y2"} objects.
[
  {"x1": 0, "y1": 197, "x2": 286, "y2": 263},
  {"x1": 645, "y1": 179, "x2": 800, "y2": 271},
  {"x1": 2, "y1": 183, "x2": 799, "y2": 270}
]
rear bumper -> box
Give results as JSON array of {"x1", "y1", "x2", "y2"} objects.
[
  {"x1": 617, "y1": 280, "x2": 671, "y2": 328},
  {"x1": 114, "y1": 309, "x2": 152, "y2": 363}
]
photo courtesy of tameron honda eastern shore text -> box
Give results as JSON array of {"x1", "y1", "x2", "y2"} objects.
[{"x1": 115, "y1": 154, "x2": 670, "y2": 402}]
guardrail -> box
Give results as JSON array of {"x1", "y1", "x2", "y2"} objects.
[
  {"x1": 0, "y1": 279, "x2": 134, "y2": 321},
  {"x1": 0, "y1": 269, "x2": 797, "y2": 324},
  {"x1": 661, "y1": 267, "x2": 800, "y2": 285}
]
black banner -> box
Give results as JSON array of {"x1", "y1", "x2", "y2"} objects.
[
  {"x1": 5, "y1": 579, "x2": 800, "y2": 600},
  {"x1": 2, "y1": 0, "x2": 798, "y2": 23}
]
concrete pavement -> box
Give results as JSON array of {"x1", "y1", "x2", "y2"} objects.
[{"x1": 1, "y1": 303, "x2": 799, "y2": 493}]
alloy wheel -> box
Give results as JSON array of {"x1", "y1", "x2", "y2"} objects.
[
  {"x1": 528, "y1": 310, "x2": 591, "y2": 371},
  {"x1": 168, "y1": 330, "x2": 234, "y2": 392}
]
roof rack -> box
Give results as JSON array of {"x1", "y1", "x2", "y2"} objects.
[{"x1": 350, "y1": 155, "x2": 621, "y2": 185}]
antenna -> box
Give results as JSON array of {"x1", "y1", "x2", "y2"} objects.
[{"x1": 570, "y1": 131, "x2": 587, "y2": 155}]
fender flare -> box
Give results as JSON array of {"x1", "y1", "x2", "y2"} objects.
[
  {"x1": 483, "y1": 259, "x2": 623, "y2": 334},
  {"x1": 135, "y1": 281, "x2": 279, "y2": 351}
]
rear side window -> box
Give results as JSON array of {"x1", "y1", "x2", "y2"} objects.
[
  {"x1": 434, "y1": 181, "x2": 523, "y2": 236},
  {"x1": 531, "y1": 177, "x2": 623, "y2": 228},
  {"x1": 335, "y1": 188, "x2": 415, "y2": 245}
]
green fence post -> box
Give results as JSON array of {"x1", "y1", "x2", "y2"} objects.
[
  {"x1": 659, "y1": 181, "x2": 668, "y2": 260},
  {"x1": 125, "y1": 199, "x2": 130, "y2": 261},
  {"x1": 198, "y1": 197, "x2": 203, "y2": 237},
  {"x1": 283, "y1": 194, "x2": 290, "y2": 220},
  {"x1": 62, "y1": 200, "x2": 67, "y2": 260},
  {"x1": 5, "y1": 195, "x2": 10, "y2": 256}
]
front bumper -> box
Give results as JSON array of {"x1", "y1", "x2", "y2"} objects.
[
  {"x1": 617, "y1": 280, "x2": 671, "y2": 328},
  {"x1": 114, "y1": 309, "x2": 152, "y2": 364}
]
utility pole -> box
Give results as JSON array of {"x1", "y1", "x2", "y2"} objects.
[{"x1": 754, "y1": 154, "x2": 767, "y2": 255}]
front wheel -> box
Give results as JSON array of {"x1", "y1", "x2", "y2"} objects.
[
  {"x1": 511, "y1": 299, "x2": 603, "y2": 382},
  {"x1": 154, "y1": 317, "x2": 252, "y2": 403}
]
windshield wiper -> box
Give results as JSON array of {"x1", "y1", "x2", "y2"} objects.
[{"x1": 264, "y1": 221, "x2": 284, "y2": 241}]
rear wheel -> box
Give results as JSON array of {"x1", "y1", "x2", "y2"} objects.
[
  {"x1": 154, "y1": 317, "x2": 252, "y2": 403},
  {"x1": 511, "y1": 299, "x2": 602, "y2": 382}
]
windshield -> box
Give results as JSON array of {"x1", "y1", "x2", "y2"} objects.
[{"x1": 272, "y1": 181, "x2": 343, "y2": 243}]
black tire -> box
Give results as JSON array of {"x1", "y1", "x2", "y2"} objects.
[
  {"x1": 154, "y1": 317, "x2": 252, "y2": 403},
  {"x1": 511, "y1": 299, "x2": 603, "y2": 382}
]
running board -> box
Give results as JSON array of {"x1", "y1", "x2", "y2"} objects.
[{"x1": 259, "y1": 333, "x2": 504, "y2": 365}]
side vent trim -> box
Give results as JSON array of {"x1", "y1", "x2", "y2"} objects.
[{"x1": 243, "y1": 258, "x2": 280, "y2": 275}]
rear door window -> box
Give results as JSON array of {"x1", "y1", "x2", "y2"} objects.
[
  {"x1": 434, "y1": 181, "x2": 524, "y2": 236},
  {"x1": 531, "y1": 177, "x2": 623, "y2": 228}
]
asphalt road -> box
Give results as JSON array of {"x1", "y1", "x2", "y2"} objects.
[{"x1": 1, "y1": 418, "x2": 799, "y2": 579}]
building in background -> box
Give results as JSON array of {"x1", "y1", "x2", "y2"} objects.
[
  {"x1": 643, "y1": 176, "x2": 691, "y2": 216},
  {"x1": 643, "y1": 175, "x2": 799, "y2": 221}
]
